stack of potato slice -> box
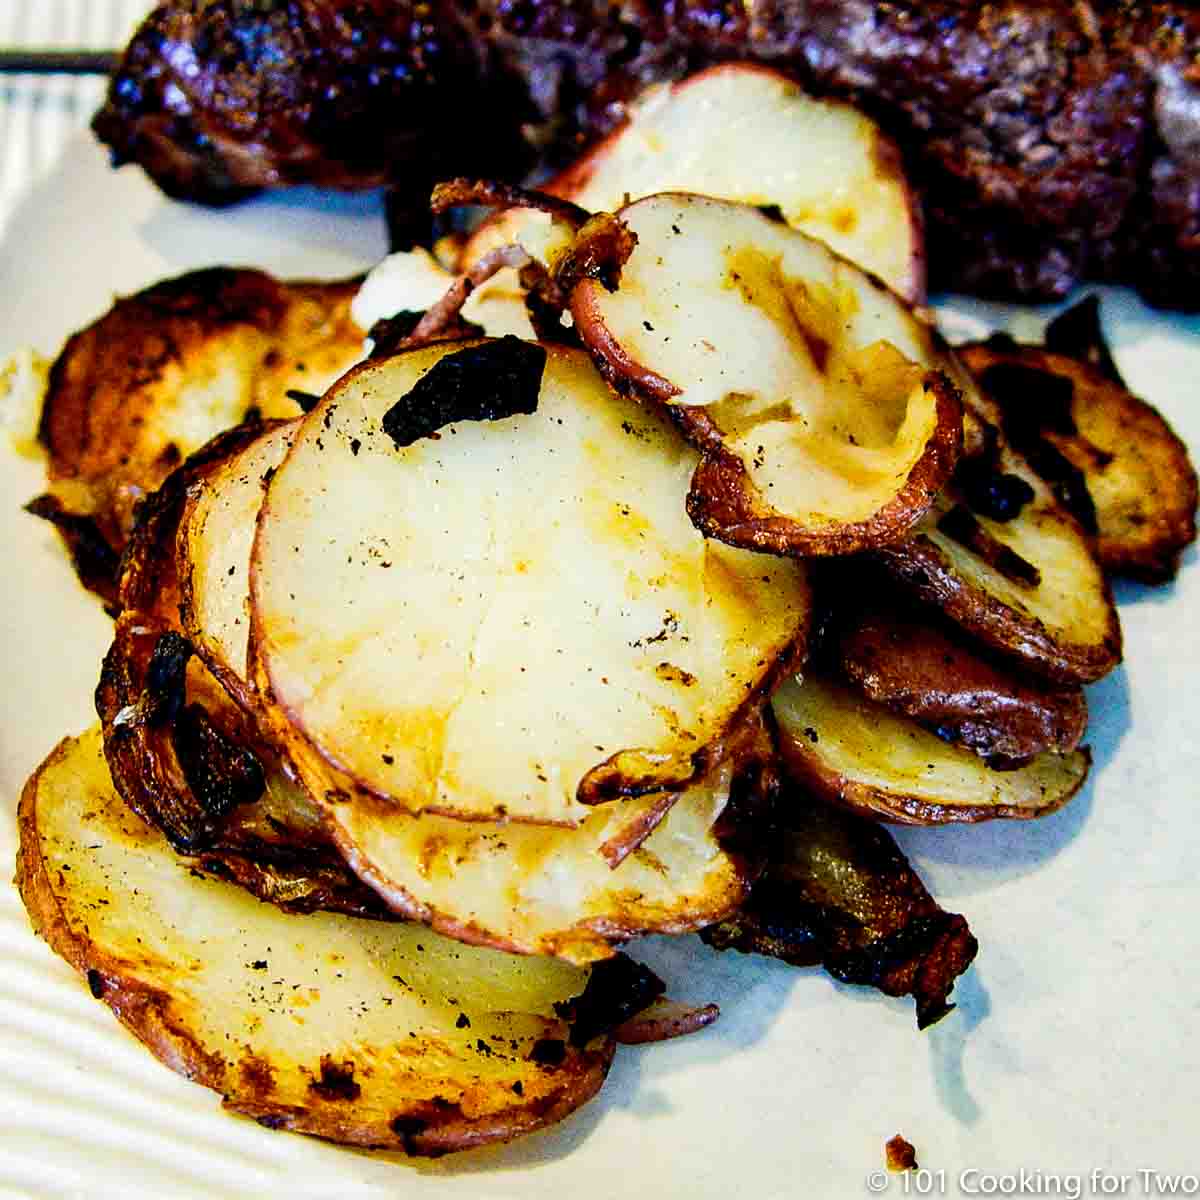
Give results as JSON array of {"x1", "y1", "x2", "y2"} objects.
[{"x1": 17, "y1": 62, "x2": 1197, "y2": 1159}]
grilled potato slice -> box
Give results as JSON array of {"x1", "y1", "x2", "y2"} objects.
[
  {"x1": 958, "y1": 341, "x2": 1198, "y2": 584},
  {"x1": 251, "y1": 339, "x2": 810, "y2": 826},
  {"x1": 568, "y1": 194, "x2": 961, "y2": 557},
  {"x1": 322, "y1": 754, "x2": 750, "y2": 964},
  {"x1": 178, "y1": 420, "x2": 298, "y2": 707},
  {"x1": 115, "y1": 421, "x2": 278, "y2": 620},
  {"x1": 772, "y1": 674, "x2": 1090, "y2": 824},
  {"x1": 32, "y1": 268, "x2": 363, "y2": 575},
  {"x1": 97, "y1": 422, "x2": 395, "y2": 917},
  {"x1": 461, "y1": 63, "x2": 924, "y2": 303},
  {"x1": 16, "y1": 726, "x2": 614, "y2": 1155},
  {"x1": 874, "y1": 367, "x2": 1122, "y2": 685},
  {"x1": 827, "y1": 585, "x2": 1088, "y2": 765}
]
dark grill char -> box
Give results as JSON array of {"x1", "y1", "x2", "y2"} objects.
[{"x1": 94, "y1": 1, "x2": 1200, "y2": 309}]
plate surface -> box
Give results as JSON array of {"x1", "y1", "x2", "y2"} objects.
[{"x1": 2, "y1": 132, "x2": 1200, "y2": 1200}]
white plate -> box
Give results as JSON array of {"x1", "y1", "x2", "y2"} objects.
[{"x1": 2, "y1": 131, "x2": 1200, "y2": 1200}]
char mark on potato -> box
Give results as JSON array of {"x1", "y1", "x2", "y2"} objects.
[{"x1": 380, "y1": 337, "x2": 546, "y2": 448}]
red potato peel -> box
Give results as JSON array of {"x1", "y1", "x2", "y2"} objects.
[{"x1": 772, "y1": 674, "x2": 1090, "y2": 825}]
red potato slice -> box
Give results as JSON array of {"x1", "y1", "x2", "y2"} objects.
[
  {"x1": 875, "y1": 363, "x2": 1122, "y2": 685},
  {"x1": 569, "y1": 194, "x2": 961, "y2": 557},
  {"x1": 827, "y1": 587, "x2": 1089, "y2": 766},
  {"x1": 16, "y1": 726, "x2": 614, "y2": 1155},
  {"x1": 96, "y1": 612, "x2": 397, "y2": 918},
  {"x1": 461, "y1": 63, "x2": 924, "y2": 304},
  {"x1": 178, "y1": 421, "x2": 298, "y2": 709},
  {"x1": 957, "y1": 341, "x2": 1199, "y2": 584},
  {"x1": 34, "y1": 269, "x2": 364, "y2": 562},
  {"x1": 321, "y1": 755, "x2": 750, "y2": 965},
  {"x1": 772, "y1": 674, "x2": 1090, "y2": 825},
  {"x1": 251, "y1": 339, "x2": 810, "y2": 827}
]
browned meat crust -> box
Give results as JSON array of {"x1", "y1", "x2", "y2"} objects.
[
  {"x1": 93, "y1": 2, "x2": 1200, "y2": 308},
  {"x1": 702, "y1": 790, "x2": 978, "y2": 1029}
]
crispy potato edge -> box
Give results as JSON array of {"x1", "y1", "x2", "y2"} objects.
[{"x1": 14, "y1": 732, "x2": 614, "y2": 1157}]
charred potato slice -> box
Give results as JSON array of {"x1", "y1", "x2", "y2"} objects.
[
  {"x1": 703, "y1": 789, "x2": 977, "y2": 1028},
  {"x1": 772, "y1": 674, "x2": 1090, "y2": 824},
  {"x1": 115, "y1": 420, "x2": 280, "y2": 619},
  {"x1": 875, "y1": 367, "x2": 1122, "y2": 685},
  {"x1": 828, "y1": 587, "x2": 1088, "y2": 765},
  {"x1": 97, "y1": 424, "x2": 387, "y2": 918},
  {"x1": 462, "y1": 62, "x2": 924, "y2": 303},
  {"x1": 16, "y1": 727, "x2": 614, "y2": 1155},
  {"x1": 958, "y1": 341, "x2": 1198, "y2": 584},
  {"x1": 96, "y1": 612, "x2": 391, "y2": 919},
  {"x1": 32, "y1": 268, "x2": 363, "y2": 569},
  {"x1": 568, "y1": 194, "x2": 961, "y2": 557},
  {"x1": 251, "y1": 339, "x2": 810, "y2": 827}
]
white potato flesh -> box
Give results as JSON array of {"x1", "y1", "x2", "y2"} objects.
[
  {"x1": 464, "y1": 63, "x2": 922, "y2": 302},
  {"x1": 179, "y1": 421, "x2": 296, "y2": 688},
  {"x1": 327, "y1": 758, "x2": 745, "y2": 964},
  {"x1": 772, "y1": 675, "x2": 1090, "y2": 824},
  {"x1": 252, "y1": 341, "x2": 808, "y2": 825},
  {"x1": 16, "y1": 727, "x2": 612, "y2": 1154},
  {"x1": 572, "y1": 194, "x2": 958, "y2": 553}
]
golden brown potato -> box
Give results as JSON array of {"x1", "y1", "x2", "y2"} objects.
[
  {"x1": 89, "y1": 416, "x2": 385, "y2": 917},
  {"x1": 16, "y1": 727, "x2": 614, "y2": 1156},
  {"x1": 32, "y1": 268, "x2": 363, "y2": 584},
  {"x1": 319, "y1": 744, "x2": 757, "y2": 964},
  {"x1": 177, "y1": 421, "x2": 298, "y2": 710},
  {"x1": 772, "y1": 674, "x2": 1090, "y2": 824},
  {"x1": 163, "y1": 407, "x2": 764, "y2": 960},
  {"x1": 958, "y1": 341, "x2": 1198, "y2": 584}
]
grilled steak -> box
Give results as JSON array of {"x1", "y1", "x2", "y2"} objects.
[{"x1": 93, "y1": 1, "x2": 1200, "y2": 308}]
